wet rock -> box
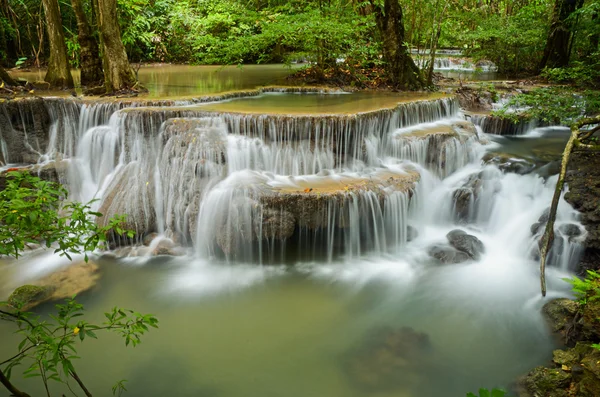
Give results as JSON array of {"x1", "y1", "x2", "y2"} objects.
[
  {"x1": 482, "y1": 152, "x2": 536, "y2": 175},
  {"x1": 407, "y1": 225, "x2": 419, "y2": 242},
  {"x1": 452, "y1": 173, "x2": 483, "y2": 222},
  {"x1": 97, "y1": 162, "x2": 157, "y2": 242},
  {"x1": 518, "y1": 367, "x2": 572, "y2": 397},
  {"x1": 553, "y1": 349, "x2": 579, "y2": 366},
  {"x1": 559, "y1": 223, "x2": 583, "y2": 239},
  {"x1": 143, "y1": 232, "x2": 159, "y2": 246},
  {"x1": 343, "y1": 326, "x2": 433, "y2": 391},
  {"x1": 531, "y1": 222, "x2": 543, "y2": 236},
  {"x1": 543, "y1": 298, "x2": 579, "y2": 335},
  {"x1": 0, "y1": 97, "x2": 53, "y2": 164},
  {"x1": 152, "y1": 239, "x2": 185, "y2": 256},
  {"x1": 539, "y1": 208, "x2": 551, "y2": 224},
  {"x1": 564, "y1": 149, "x2": 600, "y2": 273},
  {"x1": 446, "y1": 229, "x2": 485, "y2": 260},
  {"x1": 6, "y1": 261, "x2": 100, "y2": 311},
  {"x1": 455, "y1": 87, "x2": 494, "y2": 112},
  {"x1": 428, "y1": 245, "x2": 472, "y2": 264},
  {"x1": 254, "y1": 208, "x2": 296, "y2": 240}
]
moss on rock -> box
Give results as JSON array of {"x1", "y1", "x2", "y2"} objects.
[{"x1": 7, "y1": 285, "x2": 54, "y2": 310}]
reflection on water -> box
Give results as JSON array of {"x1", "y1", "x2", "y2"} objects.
[
  {"x1": 11, "y1": 64, "x2": 298, "y2": 98},
  {"x1": 200, "y1": 91, "x2": 444, "y2": 115}
]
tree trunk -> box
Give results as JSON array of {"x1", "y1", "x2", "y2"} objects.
[
  {"x1": 70, "y1": 0, "x2": 103, "y2": 87},
  {"x1": 0, "y1": 65, "x2": 17, "y2": 86},
  {"x1": 369, "y1": 0, "x2": 423, "y2": 90},
  {"x1": 97, "y1": 0, "x2": 137, "y2": 93},
  {"x1": 42, "y1": 0, "x2": 74, "y2": 88},
  {"x1": 539, "y1": 0, "x2": 584, "y2": 70}
]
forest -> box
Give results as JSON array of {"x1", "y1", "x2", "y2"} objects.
[
  {"x1": 0, "y1": 0, "x2": 599, "y2": 92},
  {"x1": 2, "y1": 1, "x2": 600, "y2": 397}
]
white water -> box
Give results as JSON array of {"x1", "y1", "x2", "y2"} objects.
[{"x1": 0, "y1": 92, "x2": 586, "y2": 397}]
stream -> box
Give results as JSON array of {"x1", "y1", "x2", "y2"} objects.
[{"x1": 0, "y1": 67, "x2": 581, "y2": 397}]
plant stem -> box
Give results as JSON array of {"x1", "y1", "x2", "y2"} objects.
[{"x1": 0, "y1": 367, "x2": 31, "y2": 397}]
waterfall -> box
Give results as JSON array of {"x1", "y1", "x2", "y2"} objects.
[{"x1": 0, "y1": 93, "x2": 584, "y2": 273}]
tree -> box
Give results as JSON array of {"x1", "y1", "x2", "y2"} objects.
[
  {"x1": 368, "y1": 0, "x2": 424, "y2": 89},
  {"x1": 0, "y1": 171, "x2": 158, "y2": 396},
  {"x1": 539, "y1": 0, "x2": 585, "y2": 70},
  {"x1": 41, "y1": 0, "x2": 74, "y2": 88},
  {"x1": 70, "y1": 0, "x2": 104, "y2": 87},
  {"x1": 97, "y1": 0, "x2": 138, "y2": 92},
  {"x1": 0, "y1": 65, "x2": 17, "y2": 86}
]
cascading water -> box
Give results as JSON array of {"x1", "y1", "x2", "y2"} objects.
[
  {"x1": 8, "y1": 92, "x2": 581, "y2": 273},
  {"x1": 0, "y1": 89, "x2": 589, "y2": 397}
]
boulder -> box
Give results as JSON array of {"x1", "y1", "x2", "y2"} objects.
[
  {"x1": 7, "y1": 285, "x2": 54, "y2": 310},
  {"x1": 151, "y1": 239, "x2": 186, "y2": 256},
  {"x1": 428, "y1": 245, "x2": 471, "y2": 264},
  {"x1": 6, "y1": 260, "x2": 100, "y2": 311},
  {"x1": 407, "y1": 225, "x2": 419, "y2": 242},
  {"x1": 559, "y1": 223, "x2": 583, "y2": 239},
  {"x1": 446, "y1": 229, "x2": 485, "y2": 260},
  {"x1": 343, "y1": 326, "x2": 433, "y2": 391},
  {"x1": 542, "y1": 298, "x2": 579, "y2": 335},
  {"x1": 482, "y1": 152, "x2": 536, "y2": 175}
]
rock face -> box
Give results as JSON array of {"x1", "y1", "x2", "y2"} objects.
[
  {"x1": 428, "y1": 245, "x2": 471, "y2": 264},
  {"x1": 0, "y1": 98, "x2": 52, "y2": 164},
  {"x1": 455, "y1": 87, "x2": 494, "y2": 112},
  {"x1": 564, "y1": 149, "x2": 600, "y2": 274},
  {"x1": 470, "y1": 114, "x2": 540, "y2": 136},
  {"x1": 518, "y1": 295, "x2": 600, "y2": 397},
  {"x1": 482, "y1": 152, "x2": 536, "y2": 175},
  {"x1": 343, "y1": 326, "x2": 433, "y2": 392},
  {"x1": 6, "y1": 260, "x2": 100, "y2": 311},
  {"x1": 446, "y1": 229, "x2": 485, "y2": 260}
]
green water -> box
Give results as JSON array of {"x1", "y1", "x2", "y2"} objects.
[
  {"x1": 11, "y1": 64, "x2": 297, "y2": 98},
  {"x1": 0, "y1": 253, "x2": 568, "y2": 397},
  {"x1": 199, "y1": 91, "x2": 443, "y2": 115}
]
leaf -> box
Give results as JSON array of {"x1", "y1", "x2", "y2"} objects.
[
  {"x1": 490, "y1": 389, "x2": 507, "y2": 397},
  {"x1": 479, "y1": 389, "x2": 491, "y2": 397}
]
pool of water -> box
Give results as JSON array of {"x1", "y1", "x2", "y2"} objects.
[
  {"x1": 0, "y1": 91, "x2": 578, "y2": 397},
  {"x1": 11, "y1": 64, "x2": 298, "y2": 98},
  {"x1": 0, "y1": 251, "x2": 572, "y2": 397},
  {"x1": 198, "y1": 91, "x2": 444, "y2": 115}
]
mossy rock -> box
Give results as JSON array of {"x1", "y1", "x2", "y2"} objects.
[
  {"x1": 520, "y1": 366, "x2": 572, "y2": 397},
  {"x1": 542, "y1": 298, "x2": 579, "y2": 334},
  {"x1": 553, "y1": 349, "x2": 580, "y2": 366},
  {"x1": 7, "y1": 285, "x2": 54, "y2": 310}
]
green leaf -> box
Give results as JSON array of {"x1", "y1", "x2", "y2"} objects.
[{"x1": 479, "y1": 389, "x2": 491, "y2": 397}]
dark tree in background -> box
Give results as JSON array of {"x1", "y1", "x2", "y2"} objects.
[
  {"x1": 41, "y1": 0, "x2": 74, "y2": 88},
  {"x1": 539, "y1": 0, "x2": 585, "y2": 70},
  {"x1": 97, "y1": 0, "x2": 137, "y2": 92},
  {"x1": 369, "y1": 0, "x2": 424, "y2": 90},
  {"x1": 71, "y1": 0, "x2": 103, "y2": 87}
]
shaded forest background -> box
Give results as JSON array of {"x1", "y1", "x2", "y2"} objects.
[{"x1": 0, "y1": 0, "x2": 599, "y2": 90}]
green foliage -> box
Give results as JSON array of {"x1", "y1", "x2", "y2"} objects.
[
  {"x1": 563, "y1": 270, "x2": 600, "y2": 305},
  {"x1": 0, "y1": 171, "x2": 133, "y2": 260},
  {"x1": 15, "y1": 57, "x2": 27, "y2": 67},
  {"x1": 0, "y1": 171, "x2": 156, "y2": 396},
  {"x1": 466, "y1": 388, "x2": 508, "y2": 397},
  {"x1": 493, "y1": 87, "x2": 600, "y2": 126},
  {"x1": 541, "y1": 61, "x2": 600, "y2": 88},
  {"x1": 462, "y1": 4, "x2": 549, "y2": 75},
  {"x1": 0, "y1": 297, "x2": 158, "y2": 394}
]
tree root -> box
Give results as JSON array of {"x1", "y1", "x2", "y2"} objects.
[{"x1": 540, "y1": 115, "x2": 600, "y2": 296}]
